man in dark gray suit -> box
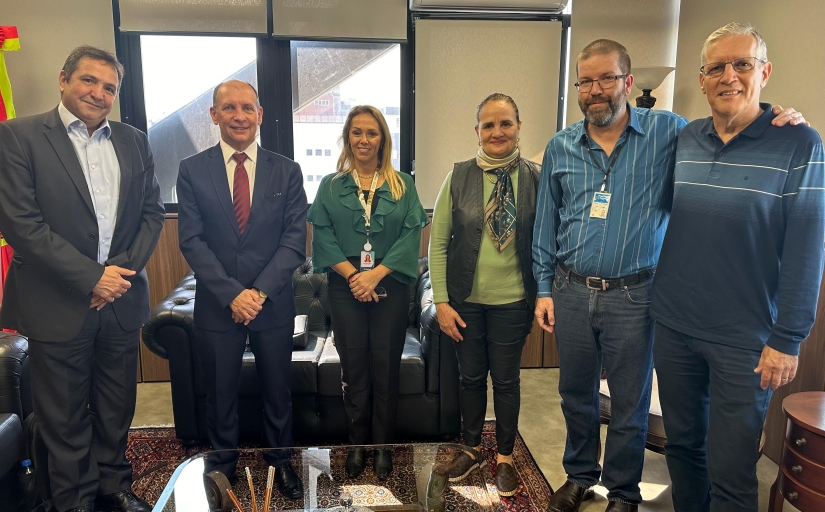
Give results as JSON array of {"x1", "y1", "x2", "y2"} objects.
[{"x1": 0, "y1": 46, "x2": 164, "y2": 512}]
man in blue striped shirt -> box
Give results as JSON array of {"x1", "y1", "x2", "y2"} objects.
[
  {"x1": 532, "y1": 39, "x2": 804, "y2": 512},
  {"x1": 650, "y1": 23, "x2": 824, "y2": 511},
  {"x1": 533, "y1": 39, "x2": 686, "y2": 512}
]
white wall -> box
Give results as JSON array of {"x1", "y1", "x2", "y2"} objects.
[
  {"x1": 673, "y1": 0, "x2": 825, "y2": 127},
  {"x1": 2, "y1": 0, "x2": 120, "y2": 120},
  {"x1": 566, "y1": 0, "x2": 682, "y2": 126}
]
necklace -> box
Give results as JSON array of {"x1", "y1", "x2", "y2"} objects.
[
  {"x1": 485, "y1": 172, "x2": 497, "y2": 184},
  {"x1": 357, "y1": 173, "x2": 376, "y2": 180}
]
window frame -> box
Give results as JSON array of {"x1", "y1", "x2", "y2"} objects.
[
  {"x1": 113, "y1": 3, "x2": 412, "y2": 208},
  {"x1": 113, "y1": 1, "x2": 569, "y2": 207}
]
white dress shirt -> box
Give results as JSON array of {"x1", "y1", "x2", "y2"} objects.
[
  {"x1": 58, "y1": 102, "x2": 120, "y2": 264},
  {"x1": 219, "y1": 139, "x2": 258, "y2": 201}
]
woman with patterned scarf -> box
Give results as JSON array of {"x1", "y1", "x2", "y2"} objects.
[{"x1": 429, "y1": 93, "x2": 540, "y2": 497}]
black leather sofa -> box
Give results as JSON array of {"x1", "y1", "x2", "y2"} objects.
[
  {"x1": 0, "y1": 331, "x2": 30, "y2": 510},
  {"x1": 141, "y1": 257, "x2": 461, "y2": 444}
]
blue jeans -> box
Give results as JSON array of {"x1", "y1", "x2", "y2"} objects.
[
  {"x1": 653, "y1": 322, "x2": 772, "y2": 512},
  {"x1": 552, "y1": 266, "x2": 654, "y2": 504}
]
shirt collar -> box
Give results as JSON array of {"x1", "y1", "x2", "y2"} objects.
[
  {"x1": 58, "y1": 102, "x2": 111, "y2": 138},
  {"x1": 220, "y1": 139, "x2": 258, "y2": 165},
  {"x1": 700, "y1": 102, "x2": 774, "y2": 139},
  {"x1": 574, "y1": 102, "x2": 642, "y2": 144}
]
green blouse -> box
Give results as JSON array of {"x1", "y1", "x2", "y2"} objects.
[{"x1": 307, "y1": 172, "x2": 429, "y2": 285}]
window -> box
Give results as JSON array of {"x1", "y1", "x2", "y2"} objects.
[
  {"x1": 140, "y1": 35, "x2": 257, "y2": 203},
  {"x1": 307, "y1": 175, "x2": 314, "y2": 182},
  {"x1": 306, "y1": 149, "x2": 313, "y2": 156},
  {"x1": 291, "y1": 41, "x2": 401, "y2": 201}
]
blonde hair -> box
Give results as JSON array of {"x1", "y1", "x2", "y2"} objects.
[{"x1": 335, "y1": 105, "x2": 406, "y2": 200}]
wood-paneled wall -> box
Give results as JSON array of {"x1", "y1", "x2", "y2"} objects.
[{"x1": 140, "y1": 215, "x2": 189, "y2": 382}]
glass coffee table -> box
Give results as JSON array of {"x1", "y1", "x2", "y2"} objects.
[{"x1": 151, "y1": 443, "x2": 495, "y2": 511}]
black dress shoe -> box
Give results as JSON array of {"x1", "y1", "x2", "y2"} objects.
[
  {"x1": 373, "y1": 449, "x2": 393, "y2": 480},
  {"x1": 346, "y1": 448, "x2": 367, "y2": 478},
  {"x1": 96, "y1": 489, "x2": 151, "y2": 512},
  {"x1": 275, "y1": 463, "x2": 304, "y2": 500},
  {"x1": 605, "y1": 502, "x2": 638, "y2": 512},
  {"x1": 546, "y1": 480, "x2": 594, "y2": 512},
  {"x1": 66, "y1": 503, "x2": 95, "y2": 512}
]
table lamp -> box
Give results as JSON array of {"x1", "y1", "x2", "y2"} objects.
[{"x1": 633, "y1": 66, "x2": 675, "y2": 108}]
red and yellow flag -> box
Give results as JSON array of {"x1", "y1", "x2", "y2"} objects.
[
  {"x1": 0, "y1": 25, "x2": 20, "y2": 122},
  {"x1": 0, "y1": 26, "x2": 18, "y2": 309}
]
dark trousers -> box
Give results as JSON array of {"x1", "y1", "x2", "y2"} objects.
[
  {"x1": 198, "y1": 320, "x2": 294, "y2": 476},
  {"x1": 328, "y1": 272, "x2": 409, "y2": 445},
  {"x1": 653, "y1": 322, "x2": 772, "y2": 512},
  {"x1": 451, "y1": 299, "x2": 531, "y2": 456},
  {"x1": 552, "y1": 267, "x2": 654, "y2": 505},
  {"x1": 28, "y1": 305, "x2": 139, "y2": 512}
]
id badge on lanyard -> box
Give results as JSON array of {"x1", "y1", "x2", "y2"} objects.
[
  {"x1": 355, "y1": 172, "x2": 379, "y2": 271},
  {"x1": 586, "y1": 140, "x2": 625, "y2": 220}
]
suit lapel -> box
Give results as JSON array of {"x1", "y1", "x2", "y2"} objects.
[
  {"x1": 207, "y1": 144, "x2": 242, "y2": 239},
  {"x1": 42, "y1": 108, "x2": 95, "y2": 215},
  {"x1": 110, "y1": 123, "x2": 133, "y2": 223},
  {"x1": 246, "y1": 147, "x2": 272, "y2": 240}
]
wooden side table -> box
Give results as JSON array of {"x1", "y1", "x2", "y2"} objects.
[{"x1": 768, "y1": 391, "x2": 825, "y2": 511}]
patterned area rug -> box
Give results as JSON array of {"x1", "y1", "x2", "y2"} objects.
[{"x1": 127, "y1": 421, "x2": 553, "y2": 511}]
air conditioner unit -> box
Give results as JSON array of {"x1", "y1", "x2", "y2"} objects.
[{"x1": 410, "y1": 0, "x2": 568, "y2": 14}]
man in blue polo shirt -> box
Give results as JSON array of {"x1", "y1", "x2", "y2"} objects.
[
  {"x1": 651, "y1": 23, "x2": 824, "y2": 512},
  {"x1": 533, "y1": 38, "x2": 807, "y2": 512}
]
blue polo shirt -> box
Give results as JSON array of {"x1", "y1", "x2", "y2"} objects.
[
  {"x1": 651, "y1": 103, "x2": 825, "y2": 355},
  {"x1": 533, "y1": 104, "x2": 687, "y2": 296}
]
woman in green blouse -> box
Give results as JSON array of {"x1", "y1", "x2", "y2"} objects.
[
  {"x1": 429, "y1": 93, "x2": 539, "y2": 497},
  {"x1": 307, "y1": 105, "x2": 427, "y2": 481}
]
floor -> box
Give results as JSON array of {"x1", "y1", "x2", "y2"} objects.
[{"x1": 132, "y1": 368, "x2": 796, "y2": 511}]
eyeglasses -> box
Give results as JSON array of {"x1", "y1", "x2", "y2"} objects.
[
  {"x1": 700, "y1": 57, "x2": 766, "y2": 78},
  {"x1": 575, "y1": 74, "x2": 627, "y2": 92},
  {"x1": 375, "y1": 287, "x2": 387, "y2": 298}
]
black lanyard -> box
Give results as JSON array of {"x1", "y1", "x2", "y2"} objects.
[{"x1": 585, "y1": 139, "x2": 626, "y2": 192}]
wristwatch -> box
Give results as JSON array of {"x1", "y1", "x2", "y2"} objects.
[{"x1": 255, "y1": 288, "x2": 267, "y2": 301}]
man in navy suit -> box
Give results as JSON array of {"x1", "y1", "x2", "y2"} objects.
[{"x1": 177, "y1": 80, "x2": 307, "y2": 498}]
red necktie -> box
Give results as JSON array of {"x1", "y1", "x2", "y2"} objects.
[{"x1": 232, "y1": 153, "x2": 250, "y2": 233}]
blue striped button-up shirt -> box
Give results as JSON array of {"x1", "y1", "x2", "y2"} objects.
[
  {"x1": 533, "y1": 105, "x2": 687, "y2": 296},
  {"x1": 58, "y1": 102, "x2": 121, "y2": 264}
]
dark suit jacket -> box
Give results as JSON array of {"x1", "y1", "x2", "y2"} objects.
[
  {"x1": 177, "y1": 143, "x2": 308, "y2": 332},
  {"x1": 0, "y1": 107, "x2": 166, "y2": 341}
]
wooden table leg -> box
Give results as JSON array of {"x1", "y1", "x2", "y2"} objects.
[{"x1": 768, "y1": 471, "x2": 783, "y2": 512}]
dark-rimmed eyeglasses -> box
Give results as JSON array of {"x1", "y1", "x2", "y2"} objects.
[
  {"x1": 575, "y1": 74, "x2": 627, "y2": 92},
  {"x1": 700, "y1": 57, "x2": 766, "y2": 78}
]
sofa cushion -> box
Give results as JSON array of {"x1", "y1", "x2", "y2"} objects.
[
  {"x1": 239, "y1": 332, "x2": 327, "y2": 396},
  {"x1": 317, "y1": 328, "x2": 426, "y2": 397},
  {"x1": 0, "y1": 413, "x2": 22, "y2": 477}
]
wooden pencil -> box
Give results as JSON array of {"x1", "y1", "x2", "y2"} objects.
[
  {"x1": 227, "y1": 489, "x2": 244, "y2": 512},
  {"x1": 245, "y1": 466, "x2": 259, "y2": 512},
  {"x1": 263, "y1": 465, "x2": 275, "y2": 512}
]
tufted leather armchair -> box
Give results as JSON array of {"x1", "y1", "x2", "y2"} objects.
[
  {"x1": 141, "y1": 257, "x2": 461, "y2": 444},
  {"x1": 0, "y1": 331, "x2": 30, "y2": 509}
]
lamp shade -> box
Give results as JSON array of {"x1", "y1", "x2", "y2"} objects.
[{"x1": 632, "y1": 66, "x2": 675, "y2": 91}]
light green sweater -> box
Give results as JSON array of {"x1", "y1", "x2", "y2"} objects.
[{"x1": 429, "y1": 169, "x2": 526, "y2": 305}]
